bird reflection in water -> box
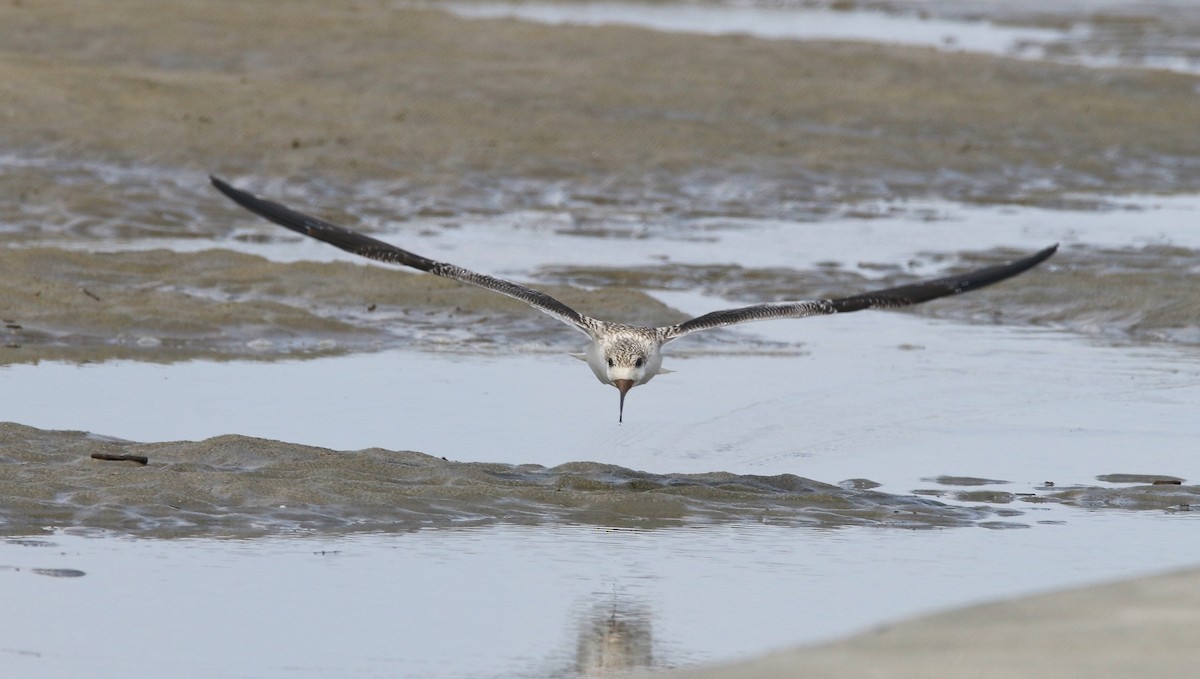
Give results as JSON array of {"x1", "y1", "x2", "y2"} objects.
[{"x1": 575, "y1": 598, "x2": 655, "y2": 677}]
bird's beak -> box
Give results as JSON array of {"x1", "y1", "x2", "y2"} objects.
[{"x1": 614, "y1": 379, "x2": 635, "y2": 423}]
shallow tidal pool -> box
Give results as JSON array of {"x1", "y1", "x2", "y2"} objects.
[
  {"x1": 3, "y1": 313, "x2": 1200, "y2": 676},
  {"x1": 4, "y1": 509, "x2": 1200, "y2": 679}
]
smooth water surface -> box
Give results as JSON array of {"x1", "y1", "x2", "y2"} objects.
[
  {"x1": 3, "y1": 511, "x2": 1200, "y2": 679},
  {"x1": 5, "y1": 314, "x2": 1198, "y2": 493},
  {"x1": 441, "y1": 1, "x2": 1200, "y2": 74},
  {"x1": 443, "y1": 2, "x2": 1065, "y2": 57}
]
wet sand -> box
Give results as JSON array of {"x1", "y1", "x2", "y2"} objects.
[
  {"x1": 3, "y1": 421, "x2": 1196, "y2": 538},
  {"x1": 0, "y1": 245, "x2": 685, "y2": 364},
  {"x1": 3, "y1": 236, "x2": 1199, "y2": 365},
  {"x1": 648, "y1": 565, "x2": 1200, "y2": 679},
  {"x1": 2, "y1": 0, "x2": 1198, "y2": 198},
  {"x1": 0, "y1": 421, "x2": 995, "y2": 536}
]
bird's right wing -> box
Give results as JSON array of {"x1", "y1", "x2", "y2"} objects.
[
  {"x1": 658, "y1": 244, "x2": 1058, "y2": 342},
  {"x1": 211, "y1": 176, "x2": 599, "y2": 337}
]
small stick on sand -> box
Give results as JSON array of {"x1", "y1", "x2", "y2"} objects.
[{"x1": 90, "y1": 453, "x2": 149, "y2": 465}]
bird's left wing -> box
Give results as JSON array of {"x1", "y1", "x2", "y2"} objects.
[
  {"x1": 658, "y1": 244, "x2": 1057, "y2": 343},
  {"x1": 210, "y1": 176, "x2": 599, "y2": 337}
]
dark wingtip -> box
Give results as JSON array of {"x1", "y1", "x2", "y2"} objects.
[
  {"x1": 1024, "y1": 242, "x2": 1059, "y2": 269},
  {"x1": 209, "y1": 175, "x2": 239, "y2": 199},
  {"x1": 209, "y1": 175, "x2": 242, "y2": 204}
]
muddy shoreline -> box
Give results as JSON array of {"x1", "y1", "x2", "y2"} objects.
[
  {"x1": 0, "y1": 422, "x2": 990, "y2": 537},
  {"x1": 2, "y1": 422, "x2": 1194, "y2": 538},
  {"x1": 4, "y1": 238, "x2": 1198, "y2": 366},
  {"x1": 2, "y1": 1, "x2": 1198, "y2": 202}
]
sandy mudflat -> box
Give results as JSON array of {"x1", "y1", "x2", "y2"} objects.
[
  {"x1": 647, "y1": 565, "x2": 1200, "y2": 678},
  {"x1": 1, "y1": 0, "x2": 1198, "y2": 200},
  {"x1": 0, "y1": 245, "x2": 685, "y2": 364},
  {"x1": 0, "y1": 421, "x2": 998, "y2": 536},
  {"x1": 3, "y1": 421, "x2": 1196, "y2": 537}
]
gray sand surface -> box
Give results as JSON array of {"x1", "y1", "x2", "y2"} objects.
[
  {"x1": 3, "y1": 1, "x2": 1196, "y2": 199},
  {"x1": 647, "y1": 566, "x2": 1200, "y2": 678},
  {"x1": 4, "y1": 422, "x2": 1196, "y2": 537},
  {"x1": 0, "y1": 422, "x2": 996, "y2": 536},
  {"x1": 0, "y1": 246, "x2": 684, "y2": 363}
]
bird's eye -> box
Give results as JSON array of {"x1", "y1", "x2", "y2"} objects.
[
  {"x1": 635, "y1": 357, "x2": 644, "y2": 368},
  {"x1": 606, "y1": 357, "x2": 614, "y2": 367}
]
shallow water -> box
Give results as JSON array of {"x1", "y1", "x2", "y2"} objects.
[
  {"x1": 3, "y1": 310, "x2": 1198, "y2": 539},
  {"x1": 5, "y1": 316, "x2": 1198, "y2": 486},
  {"x1": 441, "y1": 1, "x2": 1200, "y2": 74},
  {"x1": 3, "y1": 511, "x2": 1199, "y2": 679},
  {"x1": 442, "y1": 1, "x2": 1066, "y2": 57},
  {"x1": 5, "y1": 154, "x2": 1200, "y2": 679}
]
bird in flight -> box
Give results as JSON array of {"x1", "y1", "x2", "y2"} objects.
[{"x1": 211, "y1": 176, "x2": 1057, "y2": 422}]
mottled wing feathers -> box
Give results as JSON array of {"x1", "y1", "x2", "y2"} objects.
[
  {"x1": 210, "y1": 176, "x2": 595, "y2": 335},
  {"x1": 828, "y1": 244, "x2": 1058, "y2": 313},
  {"x1": 660, "y1": 244, "x2": 1057, "y2": 341},
  {"x1": 212, "y1": 176, "x2": 1057, "y2": 347},
  {"x1": 659, "y1": 300, "x2": 838, "y2": 341}
]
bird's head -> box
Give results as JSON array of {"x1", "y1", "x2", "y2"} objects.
[{"x1": 597, "y1": 335, "x2": 660, "y2": 423}]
